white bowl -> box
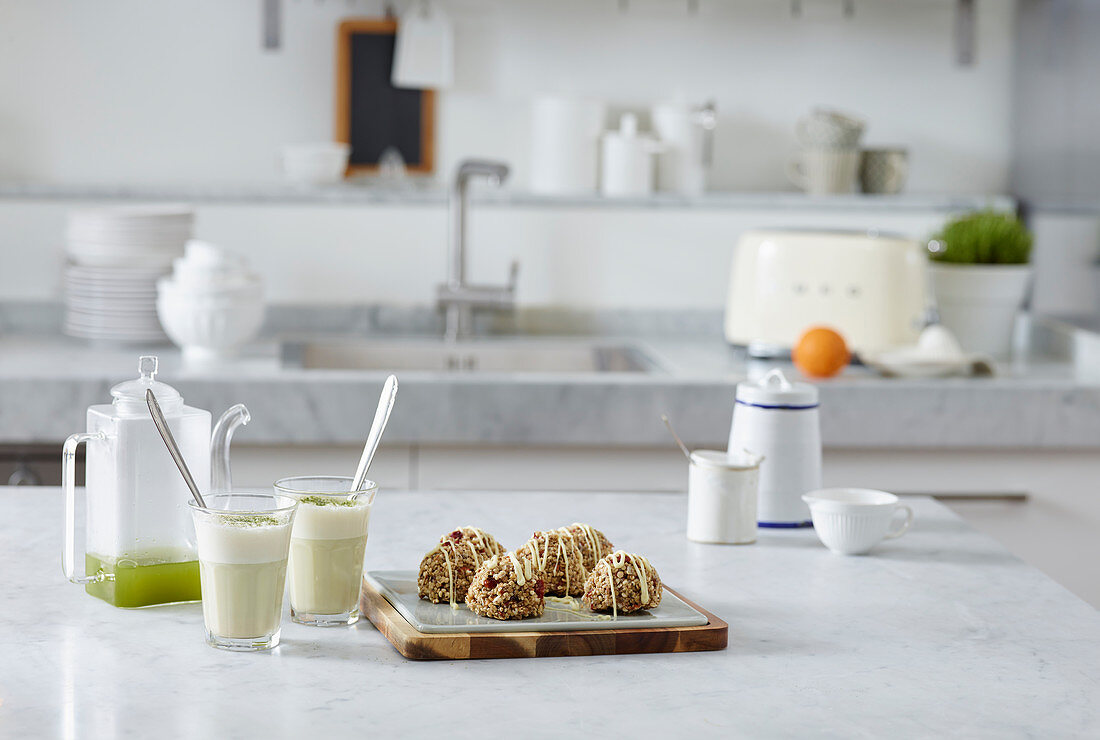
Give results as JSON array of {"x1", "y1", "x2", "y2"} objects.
[
  {"x1": 280, "y1": 143, "x2": 350, "y2": 184},
  {"x1": 802, "y1": 488, "x2": 914, "y2": 556},
  {"x1": 156, "y1": 280, "x2": 264, "y2": 362}
]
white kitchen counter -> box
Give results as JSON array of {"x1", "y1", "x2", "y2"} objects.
[{"x1": 2, "y1": 487, "x2": 1097, "y2": 737}]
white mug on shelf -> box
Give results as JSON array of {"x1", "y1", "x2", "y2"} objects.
[
  {"x1": 687, "y1": 449, "x2": 764, "y2": 545},
  {"x1": 796, "y1": 108, "x2": 865, "y2": 149},
  {"x1": 788, "y1": 148, "x2": 860, "y2": 195},
  {"x1": 802, "y1": 488, "x2": 914, "y2": 555}
]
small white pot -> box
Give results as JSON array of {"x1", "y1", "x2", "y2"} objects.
[
  {"x1": 930, "y1": 263, "x2": 1032, "y2": 359},
  {"x1": 687, "y1": 449, "x2": 763, "y2": 545}
]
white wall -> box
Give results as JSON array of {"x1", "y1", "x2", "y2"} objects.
[
  {"x1": 0, "y1": 0, "x2": 1016, "y2": 193},
  {"x1": 0, "y1": 199, "x2": 967, "y2": 305}
]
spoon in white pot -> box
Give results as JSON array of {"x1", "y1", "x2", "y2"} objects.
[
  {"x1": 660, "y1": 414, "x2": 692, "y2": 462},
  {"x1": 352, "y1": 374, "x2": 399, "y2": 491}
]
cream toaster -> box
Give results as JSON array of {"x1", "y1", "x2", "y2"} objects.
[{"x1": 724, "y1": 229, "x2": 929, "y2": 356}]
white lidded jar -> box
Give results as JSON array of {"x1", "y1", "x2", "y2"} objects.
[
  {"x1": 727, "y1": 368, "x2": 821, "y2": 527},
  {"x1": 62, "y1": 355, "x2": 250, "y2": 607}
]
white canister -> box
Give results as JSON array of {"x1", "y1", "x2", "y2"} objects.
[
  {"x1": 727, "y1": 369, "x2": 821, "y2": 527},
  {"x1": 600, "y1": 113, "x2": 657, "y2": 197},
  {"x1": 530, "y1": 96, "x2": 606, "y2": 195},
  {"x1": 687, "y1": 449, "x2": 763, "y2": 545}
]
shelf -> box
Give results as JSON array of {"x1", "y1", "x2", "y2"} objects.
[{"x1": 0, "y1": 182, "x2": 1015, "y2": 213}]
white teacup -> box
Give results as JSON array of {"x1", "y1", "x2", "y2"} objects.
[{"x1": 802, "y1": 488, "x2": 914, "y2": 555}]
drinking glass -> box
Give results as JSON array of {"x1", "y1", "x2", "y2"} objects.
[
  {"x1": 188, "y1": 491, "x2": 298, "y2": 651},
  {"x1": 274, "y1": 476, "x2": 378, "y2": 626}
]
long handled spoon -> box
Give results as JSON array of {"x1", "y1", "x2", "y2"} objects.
[
  {"x1": 147, "y1": 389, "x2": 207, "y2": 508},
  {"x1": 660, "y1": 414, "x2": 692, "y2": 461},
  {"x1": 352, "y1": 374, "x2": 399, "y2": 491}
]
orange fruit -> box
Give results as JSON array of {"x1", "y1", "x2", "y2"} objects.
[{"x1": 793, "y1": 326, "x2": 850, "y2": 378}]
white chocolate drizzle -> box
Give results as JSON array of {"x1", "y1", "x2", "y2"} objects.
[
  {"x1": 431, "y1": 526, "x2": 503, "y2": 609},
  {"x1": 505, "y1": 551, "x2": 534, "y2": 586},
  {"x1": 568, "y1": 522, "x2": 605, "y2": 567},
  {"x1": 598, "y1": 551, "x2": 654, "y2": 619},
  {"x1": 523, "y1": 530, "x2": 582, "y2": 595}
]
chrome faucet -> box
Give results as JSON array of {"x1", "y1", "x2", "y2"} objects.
[{"x1": 437, "y1": 159, "x2": 518, "y2": 342}]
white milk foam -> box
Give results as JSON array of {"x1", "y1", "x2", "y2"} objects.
[
  {"x1": 194, "y1": 517, "x2": 292, "y2": 564},
  {"x1": 291, "y1": 502, "x2": 371, "y2": 541}
]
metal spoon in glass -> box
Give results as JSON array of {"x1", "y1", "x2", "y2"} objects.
[
  {"x1": 147, "y1": 389, "x2": 207, "y2": 508},
  {"x1": 351, "y1": 374, "x2": 399, "y2": 491}
]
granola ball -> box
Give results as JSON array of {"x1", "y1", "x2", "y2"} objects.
[
  {"x1": 417, "y1": 526, "x2": 504, "y2": 606},
  {"x1": 561, "y1": 523, "x2": 614, "y2": 571},
  {"x1": 465, "y1": 552, "x2": 546, "y2": 620},
  {"x1": 583, "y1": 551, "x2": 662, "y2": 616},
  {"x1": 516, "y1": 530, "x2": 587, "y2": 597}
]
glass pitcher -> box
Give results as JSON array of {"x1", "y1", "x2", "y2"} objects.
[{"x1": 62, "y1": 356, "x2": 250, "y2": 608}]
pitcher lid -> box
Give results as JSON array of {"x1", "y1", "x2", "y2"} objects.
[
  {"x1": 110, "y1": 356, "x2": 183, "y2": 413},
  {"x1": 735, "y1": 368, "x2": 818, "y2": 407}
]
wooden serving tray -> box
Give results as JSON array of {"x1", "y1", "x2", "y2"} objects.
[{"x1": 359, "y1": 576, "x2": 728, "y2": 660}]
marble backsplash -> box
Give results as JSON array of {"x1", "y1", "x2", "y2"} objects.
[{"x1": 0, "y1": 301, "x2": 725, "y2": 339}]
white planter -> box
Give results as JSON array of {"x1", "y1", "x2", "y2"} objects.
[{"x1": 930, "y1": 264, "x2": 1032, "y2": 359}]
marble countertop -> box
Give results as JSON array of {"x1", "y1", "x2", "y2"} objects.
[
  {"x1": 2, "y1": 326, "x2": 1100, "y2": 449},
  {"x1": 2, "y1": 487, "x2": 1096, "y2": 737}
]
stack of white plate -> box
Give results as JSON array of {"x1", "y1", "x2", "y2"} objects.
[{"x1": 63, "y1": 206, "x2": 193, "y2": 343}]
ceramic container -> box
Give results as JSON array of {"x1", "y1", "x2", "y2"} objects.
[
  {"x1": 796, "y1": 108, "x2": 865, "y2": 149},
  {"x1": 728, "y1": 369, "x2": 820, "y2": 527},
  {"x1": 802, "y1": 488, "x2": 914, "y2": 555},
  {"x1": 600, "y1": 113, "x2": 658, "y2": 197},
  {"x1": 930, "y1": 263, "x2": 1033, "y2": 359},
  {"x1": 157, "y1": 280, "x2": 264, "y2": 363},
  {"x1": 652, "y1": 100, "x2": 716, "y2": 196},
  {"x1": 687, "y1": 449, "x2": 763, "y2": 545},
  {"x1": 788, "y1": 148, "x2": 860, "y2": 195},
  {"x1": 280, "y1": 143, "x2": 350, "y2": 184},
  {"x1": 530, "y1": 96, "x2": 606, "y2": 195},
  {"x1": 859, "y1": 148, "x2": 909, "y2": 194}
]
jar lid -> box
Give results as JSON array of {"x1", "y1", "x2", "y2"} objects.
[
  {"x1": 110, "y1": 356, "x2": 184, "y2": 414},
  {"x1": 690, "y1": 449, "x2": 764, "y2": 471},
  {"x1": 735, "y1": 368, "x2": 818, "y2": 408}
]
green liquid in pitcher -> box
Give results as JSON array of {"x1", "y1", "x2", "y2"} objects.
[{"x1": 85, "y1": 553, "x2": 201, "y2": 608}]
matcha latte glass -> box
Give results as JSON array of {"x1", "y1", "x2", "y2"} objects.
[
  {"x1": 274, "y1": 476, "x2": 377, "y2": 626},
  {"x1": 189, "y1": 492, "x2": 298, "y2": 652}
]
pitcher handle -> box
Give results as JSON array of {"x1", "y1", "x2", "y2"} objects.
[{"x1": 62, "y1": 432, "x2": 107, "y2": 584}]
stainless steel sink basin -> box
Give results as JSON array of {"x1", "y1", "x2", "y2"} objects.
[{"x1": 283, "y1": 338, "x2": 656, "y2": 373}]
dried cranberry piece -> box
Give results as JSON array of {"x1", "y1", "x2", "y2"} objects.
[
  {"x1": 449, "y1": 530, "x2": 462, "y2": 540},
  {"x1": 534, "y1": 579, "x2": 546, "y2": 598},
  {"x1": 483, "y1": 576, "x2": 498, "y2": 589}
]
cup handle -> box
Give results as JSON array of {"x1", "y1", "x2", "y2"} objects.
[
  {"x1": 63, "y1": 431, "x2": 107, "y2": 585},
  {"x1": 884, "y1": 505, "x2": 914, "y2": 540}
]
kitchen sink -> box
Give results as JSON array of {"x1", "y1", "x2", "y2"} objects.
[{"x1": 282, "y1": 338, "x2": 657, "y2": 373}]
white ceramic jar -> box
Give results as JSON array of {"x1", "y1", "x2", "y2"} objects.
[
  {"x1": 687, "y1": 449, "x2": 763, "y2": 545},
  {"x1": 727, "y1": 369, "x2": 821, "y2": 527}
]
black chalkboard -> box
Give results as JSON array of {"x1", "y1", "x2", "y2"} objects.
[{"x1": 336, "y1": 19, "x2": 435, "y2": 174}]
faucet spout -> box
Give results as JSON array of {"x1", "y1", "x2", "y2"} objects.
[
  {"x1": 441, "y1": 159, "x2": 514, "y2": 342},
  {"x1": 448, "y1": 159, "x2": 510, "y2": 288}
]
